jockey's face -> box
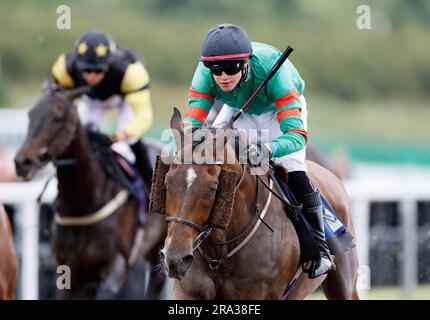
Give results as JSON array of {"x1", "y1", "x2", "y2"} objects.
[
  {"x1": 212, "y1": 61, "x2": 248, "y2": 92},
  {"x1": 81, "y1": 70, "x2": 107, "y2": 86}
]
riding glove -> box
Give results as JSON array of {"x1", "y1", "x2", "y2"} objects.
[{"x1": 247, "y1": 143, "x2": 272, "y2": 166}]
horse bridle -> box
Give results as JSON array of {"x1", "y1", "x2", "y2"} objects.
[
  {"x1": 164, "y1": 160, "x2": 304, "y2": 270},
  {"x1": 164, "y1": 163, "x2": 273, "y2": 266}
]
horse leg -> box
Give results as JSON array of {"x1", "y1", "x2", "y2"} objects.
[
  {"x1": 284, "y1": 272, "x2": 326, "y2": 300},
  {"x1": 145, "y1": 265, "x2": 168, "y2": 299},
  {"x1": 306, "y1": 161, "x2": 360, "y2": 300},
  {"x1": 99, "y1": 254, "x2": 128, "y2": 295},
  {"x1": 144, "y1": 243, "x2": 167, "y2": 299},
  {"x1": 321, "y1": 247, "x2": 360, "y2": 300},
  {"x1": 138, "y1": 213, "x2": 167, "y2": 299}
]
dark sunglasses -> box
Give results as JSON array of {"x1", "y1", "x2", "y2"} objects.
[{"x1": 209, "y1": 62, "x2": 244, "y2": 76}]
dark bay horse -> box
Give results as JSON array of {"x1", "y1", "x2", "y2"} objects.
[
  {"x1": 0, "y1": 204, "x2": 18, "y2": 300},
  {"x1": 153, "y1": 108, "x2": 358, "y2": 299},
  {"x1": 14, "y1": 87, "x2": 166, "y2": 299}
]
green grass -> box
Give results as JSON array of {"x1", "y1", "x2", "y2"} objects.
[
  {"x1": 308, "y1": 96, "x2": 430, "y2": 145},
  {"x1": 1, "y1": 0, "x2": 429, "y2": 101},
  {"x1": 306, "y1": 285, "x2": 430, "y2": 300}
]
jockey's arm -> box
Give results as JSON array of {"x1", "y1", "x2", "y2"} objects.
[
  {"x1": 120, "y1": 62, "x2": 153, "y2": 138},
  {"x1": 51, "y1": 53, "x2": 76, "y2": 89},
  {"x1": 266, "y1": 74, "x2": 307, "y2": 158},
  {"x1": 182, "y1": 63, "x2": 215, "y2": 129}
]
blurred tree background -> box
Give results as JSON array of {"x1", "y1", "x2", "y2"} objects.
[{"x1": 0, "y1": 0, "x2": 429, "y2": 163}]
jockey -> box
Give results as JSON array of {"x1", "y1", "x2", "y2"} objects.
[
  {"x1": 182, "y1": 23, "x2": 335, "y2": 278},
  {"x1": 50, "y1": 29, "x2": 153, "y2": 188}
]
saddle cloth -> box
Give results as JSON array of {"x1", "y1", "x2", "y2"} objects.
[{"x1": 272, "y1": 171, "x2": 355, "y2": 262}]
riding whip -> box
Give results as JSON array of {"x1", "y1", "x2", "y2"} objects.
[{"x1": 232, "y1": 45, "x2": 294, "y2": 123}]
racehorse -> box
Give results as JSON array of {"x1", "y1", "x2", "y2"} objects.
[
  {"x1": 14, "y1": 87, "x2": 167, "y2": 299},
  {"x1": 0, "y1": 204, "x2": 18, "y2": 300},
  {"x1": 153, "y1": 108, "x2": 359, "y2": 299}
]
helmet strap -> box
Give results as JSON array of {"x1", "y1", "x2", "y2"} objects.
[
  {"x1": 242, "y1": 62, "x2": 250, "y2": 83},
  {"x1": 235, "y1": 61, "x2": 250, "y2": 89}
]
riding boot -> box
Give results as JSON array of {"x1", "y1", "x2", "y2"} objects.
[
  {"x1": 302, "y1": 189, "x2": 336, "y2": 278},
  {"x1": 130, "y1": 139, "x2": 153, "y2": 191}
]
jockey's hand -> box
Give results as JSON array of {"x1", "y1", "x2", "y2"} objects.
[
  {"x1": 115, "y1": 130, "x2": 129, "y2": 142},
  {"x1": 247, "y1": 143, "x2": 272, "y2": 166}
]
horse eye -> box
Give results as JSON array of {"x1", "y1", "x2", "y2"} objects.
[{"x1": 207, "y1": 186, "x2": 218, "y2": 197}]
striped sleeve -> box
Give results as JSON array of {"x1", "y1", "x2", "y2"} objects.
[
  {"x1": 266, "y1": 69, "x2": 307, "y2": 157},
  {"x1": 183, "y1": 63, "x2": 215, "y2": 128},
  {"x1": 274, "y1": 88, "x2": 308, "y2": 143}
]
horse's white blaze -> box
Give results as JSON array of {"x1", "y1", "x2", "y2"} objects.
[{"x1": 186, "y1": 168, "x2": 197, "y2": 189}]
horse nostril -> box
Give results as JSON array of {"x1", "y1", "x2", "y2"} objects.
[
  {"x1": 15, "y1": 154, "x2": 34, "y2": 168},
  {"x1": 159, "y1": 251, "x2": 165, "y2": 262},
  {"x1": 180, "y1": 254, "x2": 194, "y2": 271}
]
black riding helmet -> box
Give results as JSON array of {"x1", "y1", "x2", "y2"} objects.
[
  {"x1": 200, "y1": 23, "x2": 252, "y2": 68},
  {"x1": 200, "y1": 24, "x2": 252, "y2": 85},
  {"x1": 74, "y1": 30, "x2": 116, "y2": 71}
]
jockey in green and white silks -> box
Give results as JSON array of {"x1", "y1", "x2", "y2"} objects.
[
  {"x1": 184, "y1": 41, "x2": 307, "y2": 169},
  {"x1": 182, "y1": 23, "x2": 335, "y2": 279}
]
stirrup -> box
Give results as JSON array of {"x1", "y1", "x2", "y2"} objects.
[{"x1": 308, "y1": 255, "x2": 336, "y2": 279}]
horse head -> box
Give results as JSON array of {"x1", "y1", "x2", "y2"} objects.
[
  {"x1": 14, "y1": 86, "x2": 91, "y2": 180},
  {"x1": 155, "y1": 108, "x2": 246, "y2": 280}
]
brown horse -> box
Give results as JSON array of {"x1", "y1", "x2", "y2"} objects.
[
  {"x1": 14, "y1": 87, "x2": 166, "y2": 299},
  {"x1": 0, "y1": 204, "x2": 18, "y2": 300},
  {"x1": 153, "y1": 109, "x2": 358, "y2": 299}
]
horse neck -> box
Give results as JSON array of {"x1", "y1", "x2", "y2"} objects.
[
  {"x1": 230, "y1": 171, "x2": 261, "y2": 234},
  {"x1": 56, "y1": 124, "x2": 111, "y2": 215}
]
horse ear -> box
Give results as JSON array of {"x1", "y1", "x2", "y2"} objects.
[
  {"x1": 170, "y1": 107, "x2": 183, "y2": 132},
  {"x1": 41, "y1": 78, "x2": 54, "y2": 95},
  {"x1": 209, "y1": 168, "x2": 239, "y2": 230},
  {"x1": 149, "y1": 155, "x2": 170, "y2": 214},
  {"x1": 63, "y1": 85, "x2": 92, "y2": 101},
  {"x1": 170, "y1": 107, "x2": 184, "y2": 150}
]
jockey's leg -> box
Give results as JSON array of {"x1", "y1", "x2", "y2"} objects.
[
  {"x1": 274, "y1": 95, "x2": 334, "y2": 278},
  {"x1": 275, "y1": 150, "x2": 336, "y2": 277},
  {"x1": 287, "y1": 171, "x2": 336, "y2": 278},
  {"x1": 117, "y1": 100, "x2": 153, "y2": 190},
  {"x1": 129, "y1": 139, "x2": 153, "y2": 190}
]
